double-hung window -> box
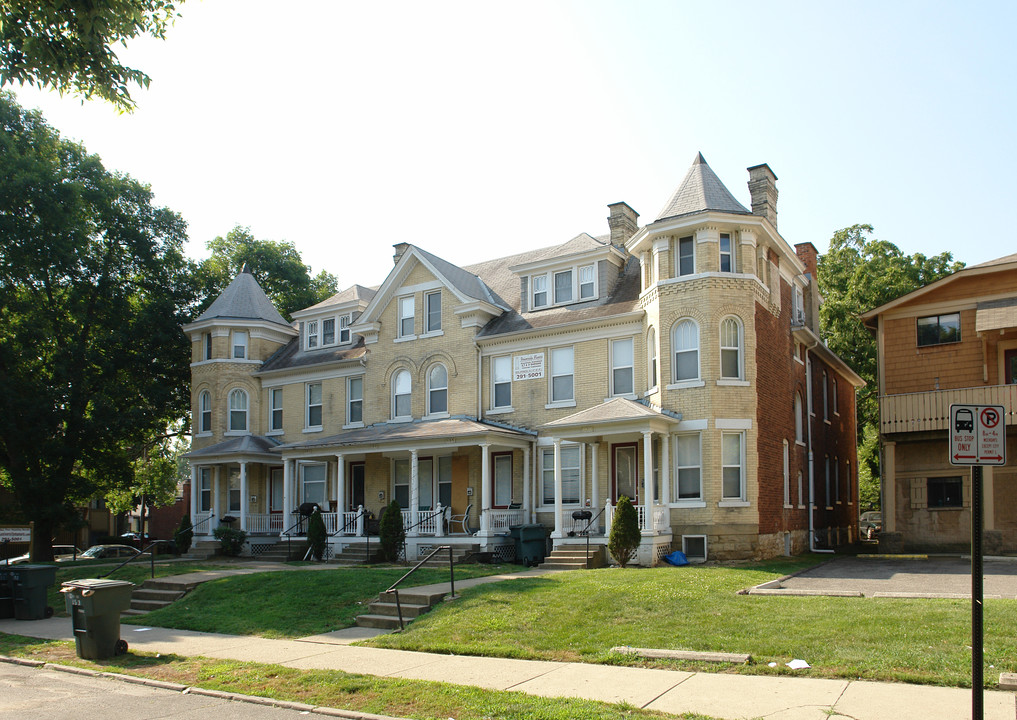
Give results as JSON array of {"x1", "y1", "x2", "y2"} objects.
[
  {"x1": 232, "y1": 331, "x2": 248, "y2": 359},
  {"x1": 393, "y1": 459, "x2": 409, "y2": 508},
  {"x1": 199, "y1": 390, "x2": 212, "y2": 433},
  {"x1": 301, "y1": 463, "x2": 327, "y2": 506},
  {"x1": 532, "y1": 275, "x2": 548, "y2": 309},
  {"x1": 347, "y1": 377, "x2": 363, "y2": 424},
  {"x1": 425, "y1": 291, "x2": 442, "y2": 333},
  {"x1": 677, "y1": 236, "x2": 695, "y2": 276},
  {"x1": 675, "y1": 433, "x2": 702, "y2": 500},
  {"x1": 541, "y1": 445, "x2": 581, "y2": 505},
  {"x1": 306, "y1": 320, "x2": 319, "y2": 349},
  {"x1": 832, "y1": 377, "x2": 839, "y2": 414},
  {"x1": 339, "y1": 314, "x2": 352, "y2": 343},
  {"x1": 917, "y1": 312, "x2": 960, "y2": 346},
  {"x1": 203, "y1": 333, "x2": 213, "y2": 360},
  {"x1": 550, "y1": 346, "x2": 575, "y2": 403},
  {"x1": 673, "y1": 319, "x2": 699, "y2": 381},
  {"x1": 428, "y1": 364, "x2": 448, "y2": 415},
  {"x1": 228, "y1": 469, "x2": 241, "y2": 512},
  {"x1": 721, "y1": 432, "x2": 745, "y2": 501},
  {"x1": 398, "y1": 296, "x2": 415, "y2": 338},
  {"x1": 199, "y1": 468, "x2": 212, "y2": 512},
  {"x1": 392, "y1": 369, "x2": 412, "y2": 419},
  {"x1": 493, "y1": 453, "x2": 512, "y2": 507},
  {"x1": 228, "y1": 389, "x2": 248, "y2": 432},
  {"x1": 269, "y1": 388, "x2": 283, "y2": 431},
  {"x1": 553, "y1": 270, "x2": 573, "y2": 304},
  {"x1": 720, "y1": 317, "x2": 743, "y2": 380},
  {"x1": 322, "y1": 318, "x2": 335, "y2": 346},
  {"x1": 611, "y1": 337, "x2": 634, "y2": 396},
  {"x1": 647, "y1": 328, "x2": 658, "y2": 389},
  {"x1": 579, "y1": 264, "x2": 596, "y2": 300},
  {"x1": 822, "y1": 371, "x2": 829, "y2": 420},
  {"x1": 306, "y1": 382, "x2": 322, "y2": 428},
  {"x1": 492, "y1": 355, "x2": 512, "y2": 409},
  {"x1": 719, "y1": 233, "x2": 734, "y2": 272}
]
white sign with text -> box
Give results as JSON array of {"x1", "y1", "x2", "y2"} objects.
[{"x1": 513, "y1": 353, "x2": 545, "y2": 381}]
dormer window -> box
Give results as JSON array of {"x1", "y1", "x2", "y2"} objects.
[
  {"x1": 554, "y1": 270, "x2": 573, "y2": 304},
  {"x1": 305, "y1": 312, "x2": 354, "y2": 349},
  {"x1": 579, "y1": 264, "x2": 596, "y2": 299},
  {"x1": 339, "y1": 314, "x2": 351, "y2": 343},
  {"x1": 532, "y1": 275, "x2": 548, "y2": 308},
  {"x1": 322, "y1": 318, "x2": 335, "y2": 345},
  {"x1": 306, "y1": 320, "x2": 319, "y2": 349},
  {"x1": 793, "y1": 285, "x2": 805, "y2": 324}
]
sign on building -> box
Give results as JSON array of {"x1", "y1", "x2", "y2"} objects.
[
  {"x1": 0, "y1": 526, "x2": 31, "y2": 543},
  {"x1": 949, "y1": 404, "x2": 1006, "y2": 466},
  {"x1": 513, "y1": 353, "x2": 545, "y2": 381}
]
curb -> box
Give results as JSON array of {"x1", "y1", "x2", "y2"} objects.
[{"x1": 0, "y1": 655, "x2": 409, "y2": 720}]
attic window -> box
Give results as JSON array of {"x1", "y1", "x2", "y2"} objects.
[
  {"x1": 579, "y1": 264, "x2": 596, "y2": 299},
  {"x1": 306, "y1": 320, "x2": 319, "y2": 349},
  {"x1": 339, "y1": 314, "x2": 352, "y2": 343},
  {"x1": 532, "y1": 275, "x2": 548, "y2": 308}
]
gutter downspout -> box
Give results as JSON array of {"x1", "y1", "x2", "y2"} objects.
[
  {"x1": 475, "y1": 341, "x2": 482, "y2": 420},
  {"x1": 805, "y1": 341, "x2": 833, "y2": 554}
]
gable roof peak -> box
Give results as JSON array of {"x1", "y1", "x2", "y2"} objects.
[{"x1": 655, "y1": 152, "x2": 751, "y2": 222}]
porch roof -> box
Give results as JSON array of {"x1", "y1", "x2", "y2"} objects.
[
  {"x1": 976, "y1": 296, "x2": 1017, "y2": 333},
  {"x1": 184, "y1": 435, "x2": 283, "y2": 463},
  {"x1": 540, "y1": 397, "x2": 682, "y2": 440},
  {"x1": 273, "y1": 417, "x2": 535, "y2": 455}
]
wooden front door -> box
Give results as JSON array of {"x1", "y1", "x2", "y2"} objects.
[
  {"x1": 612, "y1": 443, "x2": 638, "y2": 505},
  {"x1": 349, "y1": 462, "x2": 365, "y2": 510},
  {"x1": 451, "y1": 454, "x2": 470, "y2": 516}
]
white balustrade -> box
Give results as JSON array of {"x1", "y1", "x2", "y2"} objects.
[{"x1": 487, "y1": 509, "x2": 524, "y2": 533}]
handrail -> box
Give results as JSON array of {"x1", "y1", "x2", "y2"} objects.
[
  {"x1": 398, "y1": 507, "x2": 446, "y2": 563},
  {"x1": 385, "y1": 545, "x2": 454, "y2": 631},
  {"x1": 330, "y1": 507, "x2": 366, "y2": 537},
  {"x1": 280, "y1": 514, "x2": 311, "y2": 562},
  {"x1": 99, "y1": 539, "x2": 175, "y2": 580},
  {"x1": 192, "y1": 513, "x2": 215, "y2": 534},
  {"x1": 577, "y1": 507, "x2": 606, "y2": 569}
]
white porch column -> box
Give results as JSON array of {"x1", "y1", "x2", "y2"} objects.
[
  {"x1": 590, "y1": 442, "x2": 600, "y2": 515},
  {"x1": 522, "y1": 444, "x2": 531, "y2": 522},
  {"x1": 336, "y1": 454, "x2": 346, "y2": 517},
  {"x1": 479, "y1": 443, "x2": 491, "y2": 535},
  {"x1": 283, "y1": 459, "x2": 293, "y2": 531},
  {"x1": 409, "y1": 450, "x2": 420, "y2": 537},
  {"x1": 213, "y1": 465, "x2": 222, "y2": 525},
  {"x1": 661, "y1": 433, "x2": 671, "y2": 506},
  {"x1": 552, "y1": 438, "x2": 564, "y2": 538},
  {"x1": 642, "y1": 431, "x2": 654, "y2": 533},
  {"x1": 189, "y1": 465, "x2": 198, "y2": 525},
  {"x1": 530, "y1": 442, "x2": 539, "y2": 523},
  {"x1": 239, "y1": 462, "x2": 248, "y2": 531}
]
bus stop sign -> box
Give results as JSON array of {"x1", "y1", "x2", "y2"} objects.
[{"x1": 950, "y1": 404, "x2": 1006, "y2": 466}]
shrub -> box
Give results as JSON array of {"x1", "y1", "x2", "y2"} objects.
[
  {"x1": 379, "y1": 500, "x2": 405, "y2": 562},
  {"x1": 174, "y1": 513, "x2": 193, "y2": 555},
  {"x1": 608, "y1": 495, "x2": 641, "y2": 568},
  {"x1": 306, "y1": 508, "x2": 327, "y2": 561},
  {"x1": 213, "y1": 525, "x2": 247, "y2": 556}
]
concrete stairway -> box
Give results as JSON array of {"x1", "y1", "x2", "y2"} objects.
[
  {"x1": 332, "y1": 542, "x2": 386, "y2": 565},
  {"x1": 121, "y1": 577, "x2": 200, "y2": 616},
  {"x1": 183, "y1": 540, "x2": 219, "y2": 560},
  {"x1": 539, "y1": 546, "x2": 605, "y2": 571},
  {"x1": 355, "y1": 587, "x2": 448, "y2": 630},
  {"x1": 414, "y1": 545, "x2": 478, "y2": 567}
]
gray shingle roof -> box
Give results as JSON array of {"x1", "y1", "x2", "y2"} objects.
[
  {"x1": 258, "y1": 336, "x2": 367, "y2": 374},
  {"x1": 195, "y1": 267, "x2": 290, "y2": 327},
  {"x1": 413, "y1": 246, "x2": 507, "y2": 310},
  {"x1": 274, "y1": 417, "x2": 530, "y2": 451},
  {"x1": 541, "y1": 397, "x2": 680, "y2": 428},
  {"x1": 184, "y1": 435, "x2": 282, "y2": 459},
  {"x1": 655, "y1": 152, "x2": 751, "y2": 222},
  {"x1": 301, "y1": 284, "x2": 378, "y2": 313}
]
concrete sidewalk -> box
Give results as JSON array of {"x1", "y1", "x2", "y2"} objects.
[{"x1": 2, "y1": 615, "x2": 1013, "y2": 720}]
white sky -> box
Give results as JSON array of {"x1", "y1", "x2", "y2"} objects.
[{"x1": 11, "y1": 0, "x2": 1017, "y2": 289}]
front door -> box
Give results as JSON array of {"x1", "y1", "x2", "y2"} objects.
[
  {"x1": 350, "y1": 462, "x2": 365, "y2": 510},
  {"x1": 613, "y1": 443, "x2": 638, "y2": 505},
  {"x1": 269, "y1": 467, "x2": 283, "y2": 530}
]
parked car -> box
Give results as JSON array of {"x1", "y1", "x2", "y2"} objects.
[
  {"x1": 4, "y1": 544, "x2": 86, "y2": 564},
  {"x1": 76, "y1": 544, "x2": 147, "y2": 560},
  {"x1": 859, "y1": 511, "x2": 883, "y2": 540}
]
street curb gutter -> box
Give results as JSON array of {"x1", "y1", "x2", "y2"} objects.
[{"x1": 0, "y1": 655, "x2": 409, "y2": 720}]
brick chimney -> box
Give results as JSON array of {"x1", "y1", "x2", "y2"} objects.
[
  {"x1": 607, "y1": 202, "x2": 639, "y2": 245},
  {"x1": 392, "y1": 242, "x2": 410, "y2": 265},
  {"x1": 747, "y1": 164, "x2": 778, "y2": 228},
  {"x1": 794, "y1": 242, "x2": 818, "y2": 277}
]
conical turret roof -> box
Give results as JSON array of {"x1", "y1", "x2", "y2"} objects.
[
  {"x1": 195, "y1": 265, "x2": 290, "y2": 326},
  {"x1": 655, "y1": 152, "x2": 751, "y2": 222}
]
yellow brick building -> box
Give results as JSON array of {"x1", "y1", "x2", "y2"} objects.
[{"x1": 183, "y1": 154, "x2": 862, "y2": 564}]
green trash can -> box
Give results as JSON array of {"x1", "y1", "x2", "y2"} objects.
[
  {"x1": 61, "y1": 579, "x2": 135, "y2": 659},
  {"x1": 10, "y1": 564, "x2": 57, "y2": 620},
  {"x1": 0, "y1": 566, "x2": 14, "y2": 619},
  {"x1": 509, "y1": 524, "x2": 547, "y2": 566}
]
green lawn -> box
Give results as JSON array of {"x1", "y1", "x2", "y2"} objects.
[
  {"x1": 122, "y1": 564, "x2": 513, "y2": 638},
  {"x1": 365, "y1": 557, "x2": 1017, "y2": 688}
]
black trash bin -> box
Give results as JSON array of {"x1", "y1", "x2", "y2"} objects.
[
  {"x1": 509, "y1": 524, "x2": 547, "y2": 566},
  {"x1": 0, "y1": 566, "x2": 14, "y2": 619},
  {"x1": 10, "y1": 564, "x2": 57, "y2": 620},
  {"x1": 61, "y1": 579, "x2": 135, "y2": 659}
]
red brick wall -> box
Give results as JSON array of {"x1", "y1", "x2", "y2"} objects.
[{"x1": 806, "y1": 354, "x2": 859, "y2": 531}]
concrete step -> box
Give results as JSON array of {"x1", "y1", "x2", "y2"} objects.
[
  {"x1": 540, "y1": 561, "x2": 589, "y2": 570},
  {"x1": 130, "y1": 598, "x2": 175, "y2": 612},
  {"x1": 132, "y1": 588, "x2": 185, "y2": 602},
  {"x1": 355, "y1": 614, "x2": 403, "y2": 629},
  {"x1": 142, "y1": 578, "x2": 203, "y2": 592},
  {"x1": 367, "y1": 601, "x2": 431, "y2": 618},
  {"x1": 377, "y1": 589, "x2": 447, "y2": 606}
]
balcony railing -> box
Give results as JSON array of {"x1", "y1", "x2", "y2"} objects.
[
  {"x1": 879, "y1": 384, "x2": 1017, "y2": 434},
  {"x1": 604, "y1": 503, "x2": 670, "y2": 533}
]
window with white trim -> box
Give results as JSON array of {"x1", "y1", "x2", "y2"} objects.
[
  {"x1": 228, "y1": 468, "x2": 241, "y2": 512},
  {"x1": 797, "y1": 471, "x2": 803, "y2": 507},
  {"x1": 719, "y1": 233, "x2": 734, "y2": 272},
  {"x1": 720, "y1": 317, "x2": 743, "y2": 380},
  {"x1": 721, "y1": 432, "x2": 745, "y2": 500},
  {"x1": 672, "y1": 319, "x2": 700, "y2": 381},
  {"x1": 392, "y1": 369, "x2": 411, "y2": 419},
  {"x1": 824, "y1": 455, "x2": 831, "y2": 505},
  {"x1": 834, "y1": 456, "x2": 840, "y2": 503},
  {"x1": 647, "y1": 327, "x2": 658, "y2": 389},
  {"x1": 322, "y1": 317, "x2": 335, "y2": 346},
  {"x1": 553, "y1": 269, "x2": 573, "y2": 304},
  {"x1": 393, "y1": 458, "x2": 409, "y2": 508},
  {"x1": 783, "y1": 439, "x2": 790, "y2": 506},
  {"x1": 683, "y1": 535, "x2": 707, "y2": 562},
  {"x1": 675, "y1": 432, "x2": 702, "y2": 500},
  {"x1": 199, "y1": 390, "x2": 212, "y2": 433},
  {"x1": 541, "y1": 445, "x2": 581, "y2": 505},
  {"x1": 306, "y1": 320, "x2": 319, "y2": 349},
  {"x1": 301, "y1": 463, "x2": 327, "y2": 506},
  {"x1": 847, "y1": 460, "x2": 853, "y2": 504},
  {"x1": 492, "y1": 355, "x2": 511, "y2": 409},
  {"x1": 347, "y1": 377, "x2": 363, "y2": 424},
  {"x1": 339, "y1": 314, "x2": 352, "y2": 343},
  {"x1": 677, "y1": 236, "x2": 695, "y2": 276},
  {"x1": 203, "y1": 332, "x2": 212, "y2": 360},
  {"x1": 611, "y1": 337, "x2": 634, "y2": 396},
  {"x1": 493, "y1": 452, "x2": 513, "y2": 507},
  {"x1": 232, "y1": 331, "x2": 248, "y2": 359},
  {"x1": 832, "y1": 376, "x2": 839, "y2": 414},
  {"x1": 550, "y1": 346, "x2": 575, "y2": 403},
  {"x1": 228, "y1": 388, "x2": 248, "y2": 432},
  {"x1": 269, "y1": 388, "x2": 283, "y2": 431},
  {"x1": 199, "y1": 468, "x2": 212, "y2": 512},
  {"x1": 306, "y1": 382, "x2": 322, "y2": 428},
  {"x1": 425, "y1": 291, "x2": 442, "y2": 333},
  {"x1": 427, "y1": 364, "x2": 448, "y2": 415},
  {"x1": 579, "y1": 264, "x2": 596, "y2": 300},
  {"x1": 531, "y1": 274, "x2": 548, "y2": 309},
  {"x1": 795, "y1": 392, "x2": 804, "y2": 442},
  {"x1": 822, "y1": 371, "x2": 829, "y2": 420},
  {"x1": 793, "y1": 285, "x2": 805, "y2": 324},
  {"x1": 398, "y1": 296, "x2": 414, "y2": 338}
]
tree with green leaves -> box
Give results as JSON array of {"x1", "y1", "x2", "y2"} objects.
[
  {"x1": 0, "y1": 92, "x2": 194, "y2": 559},
  {"x1": 608, "y1": 496, "x2": 641, "y2": 568},
  {"x1": 306, "y1": 508, "x2": 327, "y2": 561},
  {"x1": 817, "y1": 224, "x2": 963, "y2": 502},
  {"x1": 195, "y1": 225, "x2": 338, "y2": 321},
  {"x1": 0, "y1": 0, "x2": 184, "y2": 112},
  {"x1": 174, "y1": 512, "x2": 193, "y2": 555},
  {"x1": 379, "y1": 500, "x2": 405, "y2": 563}
]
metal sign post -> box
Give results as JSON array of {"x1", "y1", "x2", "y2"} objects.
[{"x1": 950, "y1": 404, "x2": 1006, "y2": 720}]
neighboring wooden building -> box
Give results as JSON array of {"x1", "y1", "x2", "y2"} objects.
[
  {"x1": 182, "y1": 154, "x2": 863, "y2": 564},
  {"x1": 862, "y1": 253, "x2": 1017, "y2": 552}
]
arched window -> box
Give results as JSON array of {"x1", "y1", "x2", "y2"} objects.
[
  {"x1": 427, "y1": 364, "x2": 448, "y2": 415},
  {"x1": 794, "y1": 392, "x2": 804, "y2": 442},
  {"x1": 719, "y1": 317, "x2": 743, "y2": 380},
  {"x1": 392, "y1": 369, "x2": 412, "y2": 419},
  {"x1": 672, "y1": 319, "x2": 699, "y2": 382},
  {"x1": 647, "y1": 327, "x2": 658, "y2": 389},
  {"x1": 228, "y1": 389, "x2": 248, "y2": 432},
  {"x1": 198, "y1": 390, "x2": 212, "y2": 433}
]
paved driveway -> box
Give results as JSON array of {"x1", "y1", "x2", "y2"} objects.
[{"x1": 774, "y1": 556, "x2": 1017, "y2": 598}]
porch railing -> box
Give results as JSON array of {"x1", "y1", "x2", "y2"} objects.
[
  {"x1": 561, "y1": 509, "x2": 603, "y2": 535},
  {"x1": 879, "y1": 384, "x2": 1017, "y2": 434},
  {"x1": 401, "y1": 506, "x2": 444, "y2": 536},
  {"x1": 245, "y1": 513, "x2": 284, "y2": 534},
  {"x1": 488, "y1": 509, "x2": 524, "y2": 534},
  {"x1": 603, "y1": 503, "x2": 670, "y2": 533},
  {"x1": 192, "y1": 512, "x2": 215, "y2": 535}
]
